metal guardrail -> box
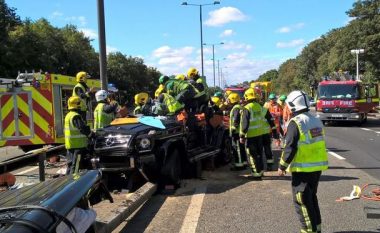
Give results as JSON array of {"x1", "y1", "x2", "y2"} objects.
[{"x1": 0, "y1": 145, "x2": 65, "y2": 182}]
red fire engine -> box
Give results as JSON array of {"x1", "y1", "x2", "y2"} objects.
[
  {"x1": 316, "y1": 78, "x2": 379, "y2": 124},
  {"x1": 0, "y1": 72, "x2": 100, "y2": 151}
]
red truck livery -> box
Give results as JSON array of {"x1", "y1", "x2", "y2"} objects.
[{"x1": 316, "y1": 80, "x2": 379, "y2": 124}]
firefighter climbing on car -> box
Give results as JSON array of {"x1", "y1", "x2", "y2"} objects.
[
  {"x1": 93, "y1": 90, "x2": 118, "y2": 131},
  {"x1": 72, "y1": 71, "x2": 96, "y2": 121}
]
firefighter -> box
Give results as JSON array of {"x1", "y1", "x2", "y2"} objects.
[
  {"x1": 156, "y1": 92, "x2": 185, "y2": 116},
  {"x1": 72, "y1": 71, "x2": 95, "y2": 121},
  {"x1": 261, "y1": 103, "x2": 276, "y2": 171},
  {"x1": 187, "y1": 68, "x2": 209, "y2": 112},
  {"x1": 278, "y1": 94, "x2": 287, "y2": 108},
  {"x1": 64, "y1": 96, "x2": 93, "y2": 174},
  {"x1": 240, "y1": 88, "x2": 265, "y2": 179},
  {"x1": 107, "y1": 92, "x2": 120, "y2": 119},
  {"x1": 133, "y1": 92, "x2": 151, "y2": 115},
  {"x1": 159, "y1": 75, "x2": 197, "y2": 111},
  {"x1": 210, "y1": 92, "x2": 223, "y2": 113},
  {"x1": 229, "y1": 92, "x2": 247, "y2": 169},
  {"x1": 278, "y1": 90, "x2": 328, "y2": 233},
  {"x1": 155, "y1": 84, "x2": 165, "y2": 99},
  {"x1": 175, "y1": 74, "x2": 186, "y2": 81},
  {"x1": 93, "y1": 90, "x2": 118, "y2": 131},
  {"x1": 266, "y1": 93, "x2": 284, "y2": 148}
]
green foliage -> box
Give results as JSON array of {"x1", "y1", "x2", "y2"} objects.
[
  {"x1": 0, "y1": 0, "x2": 21, "y2": 76},
  {"x1": 107, "y1": 52, "x2": 161, "y2": 103},
  {"x1": 273, "y1": 0, "x2": 380, "y2": 93},
  {"x1": 257, "y1": 69, "x2": 278, "y2": 82}
]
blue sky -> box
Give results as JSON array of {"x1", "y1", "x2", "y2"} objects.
[{"x1": 7, "y1": 0, "x2": 356, "y2": 86}]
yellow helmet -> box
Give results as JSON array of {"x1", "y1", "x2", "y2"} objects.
[
  {"x1": 155, "y1": 84, "x2": 165, "y2": 98},
  {"x1": 187, "y1": 67, "x2": 199, "y2": 79},
  {"x1": 211, "y1": 96, "x2": 221, "y2": 106},
  {"x1": 76, "y1": 71, "x2": 89, "y2": 83},
  {"x1": 244, "y1": 88, "x2": 257, "y2": 101},
  {"x1": 175, "y1": 74, "x2": 186, "y2": 81},
  {"x1": 225, "y1": 90, "x2": 232, "y2": 97},
  {"x1": 134, "y1": 92, "x2": 149, "y2": 106},
  {"x1": 228, "y1": 92, "x2": 240, "y2": 104},
  {"x1": 68, "y1": 96, "x2": 82, "y2": 110}
]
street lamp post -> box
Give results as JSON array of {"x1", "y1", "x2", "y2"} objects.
[
  {"x1": 97, "y1": 0, "x2": 108, "y2": 90},
  {"x1": 182, "y1": 1, "x2": 220, "y2": 78},
  {"x1": 204, "y1": 42, "x2": 224, "y2": 87},
  {"x1": 350, "y1": 49, "x2": 364, "y2": 81},
  {"x1": 217, "y1": 58, "x2": 226, "y2": 87}
]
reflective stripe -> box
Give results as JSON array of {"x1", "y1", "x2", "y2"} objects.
[
  {"x1": 289, "y1": 113, "x2": 328, "y2": 172},
  {"x1": 65, "y1": 135, "x2": 87, "y2": 139},
  {"x1": 291, "y1": 161, "x2": 328, "y2": 168},
  {"x1": 297, "y1": 192, "x2": 313, "y2": 232}
]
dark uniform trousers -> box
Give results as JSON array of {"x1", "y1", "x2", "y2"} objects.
[
  {"x1": 246, "y1": 136, "x2": 263, "y2": 174},
  {"x1": 262, "y1": 133, "x2": 273, "y2": 163},
  {"x1": 292, "y1": 171, "x2": 322, "y2": 232},
  {"x1": 66, "y1": 148, "x2": 88, "y2": 174},
  {"x1": 231, "y1": 134, "x2": 247, "y2": 165}
]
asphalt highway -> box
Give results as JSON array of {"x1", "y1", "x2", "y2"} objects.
[{"x1": 120, "y1": 117, "x2": 380, "y2": 233}]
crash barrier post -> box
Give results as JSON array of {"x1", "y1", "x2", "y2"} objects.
[{"x1": 0, "y1": 145, "x2": 65, "y2": 182}]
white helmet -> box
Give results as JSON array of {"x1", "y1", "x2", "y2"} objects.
[
  {"x1": 95, "y1": 90, "x2": 108, "y2": 102},
  {"x1": 286, "y1": 90, "x2": 310, "y2": 113}
]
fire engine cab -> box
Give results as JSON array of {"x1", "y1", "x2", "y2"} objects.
[
  {"x1": 316, "y1": 77, "x2": 379, "y2": 124},
  {"x1": 0, "y1": 72, "x2": 100, "y2": 151}
]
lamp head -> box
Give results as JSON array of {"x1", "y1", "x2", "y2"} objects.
[{"x1": 181, "y1": 2, "x2": 188, "y2": 5}]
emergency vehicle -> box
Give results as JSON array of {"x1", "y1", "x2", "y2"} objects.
[
  {"x1": 0, "y1": 72, "x2": 100, "y2": 151},
  {"x1": 250, "y1": 81, "x2": 272, "y2": 102},
  {"x1": 316, "y1": 76, "x2": 379, "y2": 124}
]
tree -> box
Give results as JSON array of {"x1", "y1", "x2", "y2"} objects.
[
  {"x1": 107, "y1": 52, "x2": 161, "y2": 104},
  {"x1": 257, "y1": 69, "x2": 278, "y2": 82},
  {"x1": 0, "y1": 0, "x2": 21, "y2": 76}
]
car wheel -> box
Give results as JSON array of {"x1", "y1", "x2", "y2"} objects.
[
  {"x1": 218, "y1": 134, "x2": 233, "y2": 165},
  {"x1": 161, "y1": 148, "x2": 182, "y2": 187}
]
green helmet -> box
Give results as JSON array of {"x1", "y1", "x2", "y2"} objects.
[
  {"x1": 159, "y1": 75, "x2": 170, "y2": 84},
  {"x1": 268, "y1": 93, "x2": 276, "y2": 100},
  {"x1": 214, "y1": 91, "x2": 223, "y2": 98},
  {"x1": 279, "y1": 95, "x2": 287, "y2": 101}
]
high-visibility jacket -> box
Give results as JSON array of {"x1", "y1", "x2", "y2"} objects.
[
  {"x1": 288, "y1": 113, "x2": 328, "y2": 172},
  {"x1": 72, "y1": 83, "x2": 88, "y2": 111},
  {"x1": 94, "y1": 103, "x2": 114, "y2": 131},
  {"x1": 134, "y1": 105, "x2": 142, "y2": 115},
  {"x1": 64, "y1": 111, "x2": 88, "y2": 149},
  {"x1": 165, "y1": 79, "x2": 191, "y2": 97},
  {"x1": 162, "y1": 93, "x2": 184, "y2": 114},
  {"x1": 261, "y1": 107, "x2": 271, "y2": 135},
  {"x1": 229, "y1": 104, "x2": 242, "y2": 135},
  {"x1": 242, "y1": 102, "x2": 263, "y2": 138}
]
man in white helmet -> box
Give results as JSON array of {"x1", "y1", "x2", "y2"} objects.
[
  {"x1": 93, "y1": 90, "x2": 118, "y2": 131},
  {"x1": 278, "y1": 90, "x2": 328, "y2": 233}
]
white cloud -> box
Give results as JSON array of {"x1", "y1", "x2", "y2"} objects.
[
  {"x1": 147, "y1": 44, "x2": 282, "y2": 86},
  {"x1": 106, "y1": 45, "x2": 118, "y2": 54},
  {"x1": 65, "y1": 16, "x2": 87, "y2": 26},
  {"x1": 79, "y1": 28, "x2": 98, "y2": 40},
  {"x1": 276, "y1": 39, "x2": 305, "y2": 48},
  {"x1": 152, "y1": 46, "x2": 194, "y2": 58},
  {"x1": 162, "y1": 33, "x2": 170, "y2": 37},
  {"x1": 276, "y1": 22, "x2": 305, "y2": 33},
  {"x1": 220, "y1": 29, "x2": 234, "y2": 37},
  {"x1": 222, "y1": 41, "x2": 252, "y2": 51},
  {"x1": 205, "y1": 7, "x2": 248, "y2": 27},
  {"x1": 51, "y1": 11, "x2": 63, "y2": 18}
]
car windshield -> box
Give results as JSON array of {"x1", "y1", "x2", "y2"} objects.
[{"x1": 318, "y1": 84, "x2": 358, "y2": 99}]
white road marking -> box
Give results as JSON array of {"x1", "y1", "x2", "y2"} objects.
[
  {"x1": 360, "y1": 128, "x2": 380, "y2": 134},
  {"x1": 328, "y1": 151, "x2": 346, "y2": 160},
  {"x1": 179, "y1": 185, "x2": 207, "y2": 233},
  {"x1": 15, "y1": 166, "x2": 38, "y2": 175}
]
